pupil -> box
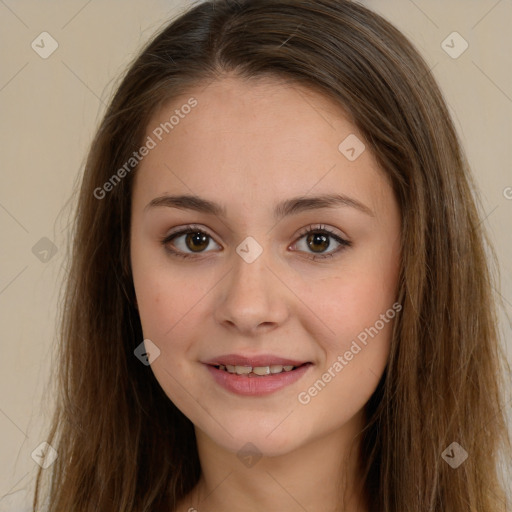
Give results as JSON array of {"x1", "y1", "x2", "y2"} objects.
[
  {"x1": 186, "y1": 232, "x2": 209, "y2": 252},
  {"x1": 308, "y1": 233, "x2": 329, "y2": 253}
]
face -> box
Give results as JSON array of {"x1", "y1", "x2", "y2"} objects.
[{"x1": 130, "y1": 76, "x2": 401, "y2": 457}]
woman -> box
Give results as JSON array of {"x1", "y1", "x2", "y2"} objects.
[{"x1": 34, "y1": 0, "x2": 511, "y2": 510}]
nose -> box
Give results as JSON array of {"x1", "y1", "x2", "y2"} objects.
[{"x1": 214, "y1": 246, "x2": 290, "y2": 336}]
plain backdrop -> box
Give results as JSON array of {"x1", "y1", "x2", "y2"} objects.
[{"x1": 0, "y1": 0, "x2": 511, "y2": 508}]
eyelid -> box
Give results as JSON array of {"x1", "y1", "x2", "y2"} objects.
[
  {"x1": 293, "y1": 223, "x2": 349, "y2": 244},
  {"x1": 164, "y1": 223, "x2": 215, "y2": 240}
]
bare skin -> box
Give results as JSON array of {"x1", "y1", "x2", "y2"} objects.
[{"x1": 130, "y1": 75, "x2": 401, "y2": 512}]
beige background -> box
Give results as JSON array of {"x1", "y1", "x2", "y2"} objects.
[{"x1": 0, "y1": 0, "x2": 511, "y2": 508}]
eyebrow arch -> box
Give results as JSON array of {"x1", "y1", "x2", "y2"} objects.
[{"x1": 145, "y1": 193, "x2": 374, "y2": 219}]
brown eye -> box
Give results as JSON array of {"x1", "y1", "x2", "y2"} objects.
[
  {"x1": 292, "y1": 224, "x2": 352, "y2": 261},
  {"x1": 184, "y1": 232, "x2": 210, "y2": 252},
  {"x1": 306, "y1": 232, "x2": 331, "y2": 253},
  {"x1": 162, "y1": 226, "x2": 222, "y2": 259}
]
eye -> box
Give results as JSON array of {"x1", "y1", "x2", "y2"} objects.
[
  {"x1": 161, "y1": 225, "x2": 221, "y2": 259},
  {"x1": 291, "y1": 224, "x2": 351, "y2": 261},
  {"x1": 161, "y1": 223, "x2": 351, "y2": 261}
]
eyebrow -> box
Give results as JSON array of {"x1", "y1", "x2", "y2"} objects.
[{"x1": 145, "y1": 193, "x2": 374, "y2": 219}]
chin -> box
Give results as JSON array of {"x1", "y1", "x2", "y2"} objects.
[{"x1": 197, "y1": 412, "x2": 309, "y2": 458}]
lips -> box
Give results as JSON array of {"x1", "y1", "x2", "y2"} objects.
[{"x1": 203, "y1": 354, "x2": 312, "y2": 395}]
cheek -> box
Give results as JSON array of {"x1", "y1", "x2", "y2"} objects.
[
  {"x1": 132, "y1": 247, "x2": 180, "y2": 339},
  {"x1": 132, "y1": 253, "x2": 216, "y2": 360},
  {"x1": 135, "y1": 276, "x2": 191, "y2": 342},
  {"x1": 297, "y1": 272, "x2": 396, "y2": 424},
  {"x1": 311, "y1": 260, "x2": 399, "y2": 352}
]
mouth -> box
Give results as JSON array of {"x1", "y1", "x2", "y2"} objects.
[
  {"x1": 210, "y1": 362, "x2": 309, "y2": 377},
  {"x1": 203, "y1": 354, "x2": 313, "y2": 396}
]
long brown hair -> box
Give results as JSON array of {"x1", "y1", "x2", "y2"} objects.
[{"x1": 34, "y1": 0, "x2": 511, "y2": 510}]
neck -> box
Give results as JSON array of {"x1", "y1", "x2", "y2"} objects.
[{"x1": 180, "y1": 412, "x2": 369, "y2": 512}]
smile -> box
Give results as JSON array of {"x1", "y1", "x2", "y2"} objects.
[
  {"x1": 213, "y1": 364, "x2": 300, "y2": 376},
  {"x1": 203, "y1": 355, "x2": 313, "y2": 396}
]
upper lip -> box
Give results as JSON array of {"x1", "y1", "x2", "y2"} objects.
[{"x1": 203, "y1": 354, "x2": 309, "y2": 367}]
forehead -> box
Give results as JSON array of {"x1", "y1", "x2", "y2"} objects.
[
  {"x1": 134, "y1": 76, "x2": 390, "y2": 219},
  {"x1": 156, "y1": 74, "x2": 352, "y2": 145}
]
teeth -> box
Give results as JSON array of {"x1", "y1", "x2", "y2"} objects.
[
  {"x1": 217, "y1": 364, "x2": 298, "y2": 375},
  {"x1": 235, "y1": 365, "x2": 252, "y2": 375},
  {"x1": 252, "y1": 366, "x2": 270, "y2": 375}
]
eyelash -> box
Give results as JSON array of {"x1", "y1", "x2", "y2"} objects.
[{"x1": 161, "y1": 224, "x2": 352, "y2": 261}]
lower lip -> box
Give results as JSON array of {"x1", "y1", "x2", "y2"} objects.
[{"x1": 205, "y1": 364, "x2": 312, "y2": 396}]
